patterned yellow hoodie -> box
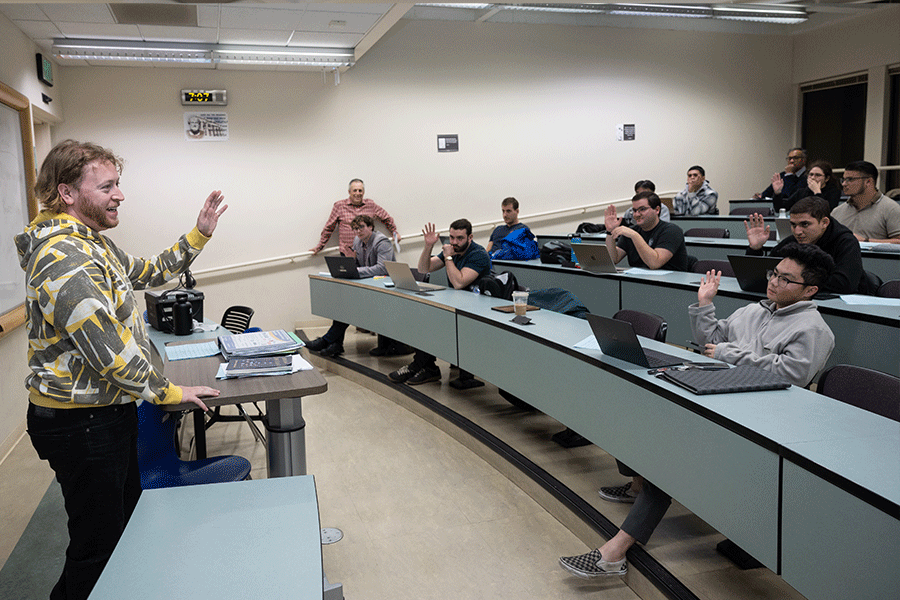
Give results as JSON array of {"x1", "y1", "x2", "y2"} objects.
[{"x1": 15, "y1": 211, "x2": 210, "y2": 409}]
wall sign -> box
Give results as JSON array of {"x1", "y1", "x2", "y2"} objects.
[{"x1": 437, "y1": 134, "x2": 458, "y2": 152}]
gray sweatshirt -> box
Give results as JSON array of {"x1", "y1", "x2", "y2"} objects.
[{"x1": 688, "y1": 299, "x2": 834, "y2": 387}]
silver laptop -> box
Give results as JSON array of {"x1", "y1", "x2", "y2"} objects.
[
  {"x1": 774, "y1": 217, "x2": 793, "y2": 241},
  {"x1": 384, "y1": 261, "x2": 445, "y2": 292},
  {"x1": 572, "y1": 243, "x2": 624, "y2": 273}
]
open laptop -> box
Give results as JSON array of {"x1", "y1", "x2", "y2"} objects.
[
  {"x1": 324, "y1": 255, "x2": 360, "y2": 279},
  {"x1": 727, "y1": 255, "x2": 782, "y2": 293},
  {"x1": 774, "y1": 217, "x2": 793, "y2": 242},
  {"x1": 585, "y1": 313, "x2": 685, "y2": 368},
  {"x1": 384, "y1": 261, "x2": 446, "y2": 292},
  {"x1": 572, "y1": 243, "x2": 624, "y2": 274}
]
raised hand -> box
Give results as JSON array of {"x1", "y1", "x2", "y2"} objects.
[
  {"x1": 196, "y1": 191, "x2": 227, "y2": 237},
  {"x1": 422, "y1": 222, "x2": 440, "y2": 247},
  {"x1": 770, "y1": 173, "x2": 783, "y2": 195},
  {"x1": 697, "y1": 270, "x2": 721, "y2": 306},
  {"x1": 744, "y1": 212, "x2": 771, "y2": 250},
  {"x1": 604, "y1": 205, "x2": 621, "y2": 232}
]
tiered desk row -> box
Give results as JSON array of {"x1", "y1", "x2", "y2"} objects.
[{"x1": 309, "y1": 274, "x2": 899, "y2": 600}]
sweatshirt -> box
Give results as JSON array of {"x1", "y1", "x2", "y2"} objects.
[{"x1": 15, "y1": 211, "x2": 209, "y2": 409}]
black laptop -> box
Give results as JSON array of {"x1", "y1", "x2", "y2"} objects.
[
  {"x1": 585, "y1": 313, "x2": 685, "y2": 368},
  {"x1": 324, "y1": 255, "x2": 360, "y2": 279},
  {"x1": 727, "y1": 255, "x2": 782, "y2": 293}
]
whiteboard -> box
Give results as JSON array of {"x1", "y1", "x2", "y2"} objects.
[{"x1": 0, "y1": 100, "x2": 29, "y2": 317}]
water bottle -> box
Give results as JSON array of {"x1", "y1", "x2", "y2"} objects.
[
  {"x1": 776, "y1": 208, "x2": 788, "y2": 241},
  {"x1": 570, "y1": 236, "x2": 581, "y2": 264},
  {"x1": 778, "y1": 208, "x2": 787, "y2": 219},
  {"x1": 173, "y1": 293, "x2": 193, "y2": 335}
]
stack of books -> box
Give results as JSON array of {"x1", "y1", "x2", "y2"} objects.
[{"x1": 218, "y1": 330, "x2": 305, "y2": 378}]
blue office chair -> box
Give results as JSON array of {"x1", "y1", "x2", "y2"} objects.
[{"x1": 137, "y1": 400, "x2": 252, "y2": 489}]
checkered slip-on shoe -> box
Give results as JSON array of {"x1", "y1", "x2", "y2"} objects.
[
  {"x1": 559, "y1": 549, "x2": 627, "y2": 578},
  {"x1": 598, "y1": 482, "x2": 638, "y2": 503}
]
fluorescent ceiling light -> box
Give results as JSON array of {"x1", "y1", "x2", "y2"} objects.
[
  {"x1": 52, "y1": 39, "x2": 355, "y2": 68},
  {"x1": 500, "y1": 4, "x2": 605, "y2": 13},
  {"x1": 712, "y1": 7, "x2": 807, "y2": 24}
]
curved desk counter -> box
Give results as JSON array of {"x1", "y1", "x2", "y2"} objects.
[
  {"x1": 536, "y1": 232, "x2": 899, "y2": 283},
  {"x1": 309, "y1": 274, "x2": 898, "y2": 600},
  {"x1": 487, "y1": 259, "x2": 900, "y2": 378}
]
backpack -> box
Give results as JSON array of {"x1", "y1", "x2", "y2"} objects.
[
  {"x1": 490, "y1": 227, "x2": 540, "y2": 261},
  {"x1": 476, "y1": 271, "x2": 521, "y2": 301},
  {"x1": 575, "y1": 222, "x2": 605, "y2": 234},
  {"x1": 539, "y1": 240, "x2": 572, "y2": 264}
]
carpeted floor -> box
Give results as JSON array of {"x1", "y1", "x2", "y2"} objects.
[{"x1": 0, "y1": 480, "x2": 66, "y2": 599}]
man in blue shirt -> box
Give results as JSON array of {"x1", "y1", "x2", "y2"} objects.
[
  {"x1": 389, "y1": 219, "x2": 491, "y2": 385},
  {"x1": 486, "y1": 197, "x2": 527, "y2": 253}
]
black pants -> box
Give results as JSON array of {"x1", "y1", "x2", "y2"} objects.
[{"x1": 27, "y1": 402, "x2": 141, "y2": 600}]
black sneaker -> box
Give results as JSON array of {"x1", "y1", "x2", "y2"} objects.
[
  {"x1": 306, "y1": 337, "x2": 329, "y2": 352},
  {"x1": 388, "y1": 364, "x2": 416, "y2": 383},
  {"x1": 559, "y1": 549, "x2": 627, "y2": 578},
  {"x1": 319, "y1": 342, "x2": 344, "y2": 357},
  {"x1": 407, "y1": 367, "x2": 441, "y2": 385}
]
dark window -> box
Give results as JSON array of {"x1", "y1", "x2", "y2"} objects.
[
  {"x1": 886, "y1": 71, "x2": 899, "y2": 193},
  {"x1": 801, "y1": 80, "x2": 867, "y2": 167}
]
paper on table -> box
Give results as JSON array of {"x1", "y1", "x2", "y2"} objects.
[
  {"x1": 216, "y1": 354, "x2": 315, "y2": 379},
  {"x1": 573, "y1": 335, "x2": 600, "y2": 351},
  {"x1": 624, "y1": 268, "x2": 674, "y2": 276},
  {"x1": 839, "y1": 294, "x2": 900, "y2": 306},
  {"x1": 165, "y1": 341, "x2": 220, "y2": 361}
]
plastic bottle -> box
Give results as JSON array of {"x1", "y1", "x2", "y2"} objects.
[
  {"x1": 173, "y1": 293, "x2": 193, "y2": 335},
  {"x1": 570, "y1": 236, "x2": 581, "y2": 264}
]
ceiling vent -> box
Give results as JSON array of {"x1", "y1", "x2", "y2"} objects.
[{"x1": 109, "y1": 3, "x2": 198, "y2": 28}]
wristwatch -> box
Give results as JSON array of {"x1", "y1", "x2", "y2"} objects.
[{"x1": 446, "y1": 255, "x2": 454, "y2": 261}]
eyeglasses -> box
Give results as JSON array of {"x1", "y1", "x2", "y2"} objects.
[
  {"x1": 807, "y1": 172, "x2": 825, "y2": 179},
  {"x1": 840, "y1": 176, "x2": 869, "y2": 183},
  {"x1": 632, "y1": 206, "x2": 653, "y2": 214},
  {"x1": 786, "y1": 155, "x2": 804, "y2": 161},
  {"x1": 766, "y1": 270, "x2": 807, "y2": 287}
]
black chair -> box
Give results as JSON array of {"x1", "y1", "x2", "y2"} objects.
[
  {"x1": 684, "y1": 227, "x2": 730, "y2": 239},
  {"x1": 877, "y1": 280, "x2": 900, "y2": 298},
  {"x1": 221, "y1": 305, "x2": 254, "y2": 334},
  {"x1": 817, "y1": 365, "x2": 900, "y2": 422},
  {"x1": 730, "y1": 206, "x2": 772, "y2": 216},
  {"x1": 613, "y1": 309, "x2": 667, "y2": 342},
  {"x1": 206, "y1": 306, "x2": 267, "y2": 446},
  {"x1": 692, "y1": 259, "x2": 735, "y2": 277}
]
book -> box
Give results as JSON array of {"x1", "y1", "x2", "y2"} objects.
[
  {"x1": 224, "y1": 355, "x2": 293, "y2": 377},
  {"x1": 218, "y1": 329, "x2": 304, "y2": 359}
]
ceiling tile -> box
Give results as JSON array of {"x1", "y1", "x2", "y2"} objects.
[
  {"x1": 288, "y1": 31, "x2": 364, "y2": 48},
  {"x1": 55, "y1": 22, "x2": 142, "y2": 40},
  {"x1": 12, "y1": 19, "x2": 62, "y2": 39},
  {"x1": 217, "y1": 28, "x2": 294, "y2": 46},
  {"x1": 307, "y1": 3, "x2": 394, "y2": 15},
  {"x1": 0, "y1": 4, "x2": 48, "y2": 21},
  {"x1": 297, "y1": 11, "x2": 380, "y2": 34},
  {"x1": 219, "y1": 6, "x2": 304, "y2": 31},
  {"x1": 39, "y1": 3, "x2": 114, "y2": 24},
  {"x1": 138, "y1": 25, "x2": 220, "y2": 44}
]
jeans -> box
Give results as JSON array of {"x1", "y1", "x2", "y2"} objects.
[{"x1": 27, "y1": 402, "x2": 142, "y2": 600}]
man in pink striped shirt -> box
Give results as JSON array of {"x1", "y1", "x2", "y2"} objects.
[{"x1": 310, "y1": 179, "x2": 401, "y2": 255}]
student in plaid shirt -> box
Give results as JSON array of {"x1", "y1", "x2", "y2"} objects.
[{"x1": 310, "y1": 178, "x2": 401, "y2": 255}]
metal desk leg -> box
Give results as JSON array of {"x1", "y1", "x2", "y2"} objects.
[
  {"x1": 265, "y1": 396, "x2": 306, "y2": 477},
  {"x1": 193, "y1": 408, "x2": 207, "y2": 459}
]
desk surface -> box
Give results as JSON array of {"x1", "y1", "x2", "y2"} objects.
[{"x1": 88, "y1": 476, "x2": 322, "y2": 599}]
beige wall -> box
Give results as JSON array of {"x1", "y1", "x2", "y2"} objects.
[{"x1": 0, "y1": 10, "x2": 895, "y2": 450}]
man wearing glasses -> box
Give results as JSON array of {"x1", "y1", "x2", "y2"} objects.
[
  {"x1": 745, "y1": 196, "x2": 866, "y2": 294},
  {"x1": 559, "y1": 242, "x2": 834, "y2": 580},
  {"x1": 753, "y1": 147, "x2": 808, "y2": 201},
  {"x1": 831, "y1": 161, "x2": 900, "y2": 244},
  {"x1": 604, "y1": 191, "x2": 690, "y2": 271}
]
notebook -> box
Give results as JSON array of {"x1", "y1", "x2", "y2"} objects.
[
  {"x1": 659, "y1": 364, "x2": 791, "y2": 395},
  {"x1": 572, "y1": 243, "x2": 624, "y2": 274},
  {"x1": 324, "y1": 255, "x2": 360, "y2": 279},
  {"x1": 585, "y1": 313, "x2": 685, "y2": 368},
  {"x1": 384, "y1": 261, "x2": 446, "y2": 292},
  {"x1": 727, "y1": 255, "x2": 782, "y2": 293}
]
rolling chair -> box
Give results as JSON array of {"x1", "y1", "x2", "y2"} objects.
[
  {"x1": 730, "y1": 206, "x2": 772, "y2": 216},
  {"x1": 684, "y1": 227, "x2": 730, "y2": 239},
  {"x1": 876, "y1": 280, "x2": 899, "y2": 298},
  {"x1": 137, "y1": 400, "x2": 251, "y2": 489},
  {"x1": 817, "y1": 365, "x2": 900, "y2": 422},
  {"x1": 205, "y1": 306, "x2": 267, "y2": 448},
  {"x1": 613, "y1": 309, "x2": 668, "y2": 342}
]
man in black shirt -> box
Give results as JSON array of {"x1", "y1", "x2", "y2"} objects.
[
  {"x1": 745, "y1": 196, "x2": 866, "y2": 294},
  {"x1": 605, "y1": 192, "x2": 690, "y2": 271}
]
